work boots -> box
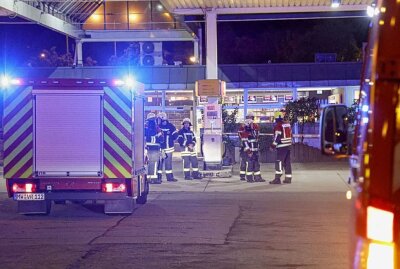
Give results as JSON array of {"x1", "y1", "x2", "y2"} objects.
[
  {"x1": 166, "y1": 174, "x2": 178, "y2": 182},
  {"x1": 269, "y1": 178, "x2": 281, "y2": 184},
  {"x1": 283, "y1": 178, "x2": 292, "y2": 184},
  {"x1": 247, "y1": 177, "x2": 255, "y2": 183},
  {"x1": 254, "y1": 176, "x2": 266, "y2": 182},
  {"x1": 192, "y1": 172, "x2": 202, "y2": 180}
]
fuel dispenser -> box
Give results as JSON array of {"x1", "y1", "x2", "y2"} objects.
[{"x1": 195, "y1": 80, "x2": 232, "y2": 178}]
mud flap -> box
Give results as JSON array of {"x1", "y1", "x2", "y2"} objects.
[
  {"x1": 18, "y1": 200, "x2": 51, "y2": 215},
  {"x1": 136, "y1": 176, "x2": 149, "y2": 205},
  {"x1": 104, "y1": 198, "x2": 134, "y2": 214}
]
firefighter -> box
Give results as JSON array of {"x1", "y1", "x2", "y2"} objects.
[
  {"x1": 145, "y1": 112, "x2": 164, "y2": 184},
  {"x1": 269, "y1": 116, "x2": 293, "y2": 184},
  {"x1": 241, "y1": 113, "x2": 265, "y2": 183},
  {"x1": 177, "y1": 118, "x2": 202, "y2": 180},
  {"x1": 238, "y1": 120, "x2": 247, "y2": 181},
  {"x1": 157, "y1": 112, "x2": 178, "y2": 182}
]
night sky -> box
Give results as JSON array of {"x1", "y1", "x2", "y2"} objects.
[{"x1": 0, "y1": 15, "x2": 370, "y2": 69}]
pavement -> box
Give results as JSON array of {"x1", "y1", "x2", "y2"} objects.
[
  {"x1": 0, "y1": 157, "x2": 351, "y2": 194},
  {"x1": 151, "y1": 157, "x2": 351, "y2": 193},
  {"x1": 0, "y1": 159, "x2": 352, "y2": 269}
]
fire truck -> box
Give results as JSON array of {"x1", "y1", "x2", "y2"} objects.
[
  {"x1": 320, "y1": 0, "x2": 399, "y2": 268},
  {"x1": 2, "y1": 78, "x2": 149, "y2": 215}
]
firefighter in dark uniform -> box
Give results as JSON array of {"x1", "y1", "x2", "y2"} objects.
[
  {"x1": 177, "y1": 118, "x2": 202, "y2": 180},
  {"x1": 238, "y1": 120, "x2": 247, "y2": 181},
  {"x1": 241, "y1": 113, "x2": 265, "y2": 183},
  {"x1": 145, "y1": 112, "x2": 163, "y2": 184},
  {"x1": 157, "y1": 112, "x2": 178, "y2": 182},
  {"x1": 269, "y1": 116, "x2": 293, "y2": 184}
]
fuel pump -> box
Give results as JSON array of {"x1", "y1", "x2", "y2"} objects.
[{"x1": 195, "y1": 80, "x2": 232, "y2": 178}]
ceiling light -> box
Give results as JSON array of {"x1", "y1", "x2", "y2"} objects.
[{"x1": 331, "y1": 0, "x2": 340, "y2": 8}]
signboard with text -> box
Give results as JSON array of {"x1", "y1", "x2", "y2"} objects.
[{"x1": 196, "y1": 79, "x2": 224, "y2": 97}]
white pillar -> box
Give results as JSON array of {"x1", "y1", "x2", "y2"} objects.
[
  {"x1": 292, "y1": 88, "x2": 299, "y2": 141},
  {"x1": 205, "y1": 9, "x2": 218, "y2": 79},
  {"x1": 75, "y1": 39, "x2": 83, "y2": 66}
]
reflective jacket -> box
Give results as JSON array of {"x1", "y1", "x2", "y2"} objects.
[
  {"x1": 273, "y1": 121, "x2": 292, "y2": 148},
  {"x1": 145, "y1": 118, "x2": 163, "y2": 150},
  {"x1": 159, "y1": 120, "x2": 178, "y2": 153},
  {"x1": 238, "y1": 123, "x2": 260, "y2": 153},
  {"x1": 177, "y1": 127, "x2": 196, "y2": 147}
]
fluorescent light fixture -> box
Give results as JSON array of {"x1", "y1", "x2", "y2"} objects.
[{"x1": 331, "y1": 0, "x2": 340, "y2": 8}]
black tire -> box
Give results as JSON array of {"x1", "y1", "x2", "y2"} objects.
[
  {"x1": 54, "y1": 200, "x2": 66, "y2": 205},
  {"x1": 45, "y1": 200, "x2": 51, "y2": 215}
]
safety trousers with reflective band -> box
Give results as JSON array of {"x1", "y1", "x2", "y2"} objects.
[
  {"x1": 274, "y1": 146, "x2": 292, "y2": 179},
  {"x1": 158, "y1": 152, "x2": 174, "y2": 180},
  {"x1": 239, "y1": 151, "x2": 247, "y2": 179},
  {"x1": 147, "y1": 148, "x2": 160, "y2": 181},
  {"x1": 245, "y1": 152, "x2": 262, "y2": 181},
  {"x1": 181, "y1": 147, "x2": 199, "y2": 178}
]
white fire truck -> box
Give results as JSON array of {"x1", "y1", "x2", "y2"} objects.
[{"x1": 2, "y1": 78, "x2": 149, "y2": 215}]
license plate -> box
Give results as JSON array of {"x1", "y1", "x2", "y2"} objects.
[{"x1": 13, "y1": 193, "x2": 45, "y2": 201}]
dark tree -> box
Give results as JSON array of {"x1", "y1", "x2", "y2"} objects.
[{"x1": 284, "y1": 97, "x2": 320, "y2": 143}]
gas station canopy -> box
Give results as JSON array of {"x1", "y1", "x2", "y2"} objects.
[
  {"x1": 0, "y1": 0, "x2": 373, "y2": 28},
  {"x1": 161, "y1": 0, "x2": 372, "y2": 14}
]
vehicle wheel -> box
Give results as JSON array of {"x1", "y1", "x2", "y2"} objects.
[
  {"x1": 45, "y1": 200, "x2": 52, "y2": 215},
  {"x1": 54, "y1": 200, "x2": 66, "y2": 205},
  {"x1": 136, "y1": 176, "x2": 149, "y2": 205}
]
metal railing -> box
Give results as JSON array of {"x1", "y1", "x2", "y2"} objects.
[{"x1": 12, "y1": 62, "x2": 362, "y2": 89}]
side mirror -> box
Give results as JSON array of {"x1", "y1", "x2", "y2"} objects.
[{"x1": 320, "y1": 105, "x2": 349, "y2": 155}]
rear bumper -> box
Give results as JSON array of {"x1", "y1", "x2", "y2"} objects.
[
  {"x1": 44, "y1": 191, "x2": 132, "y2": 200},
  {"x1": 13, "y1": 191, "x2": 133, "y2": 201},
  {"x1": 7, "y1": 178, "x2": 137, "y2": 199}
]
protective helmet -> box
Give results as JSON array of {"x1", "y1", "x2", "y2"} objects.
[
  {"x1": 158, "y1": 112, "x2": 167, "y2": 120},
  {"x1": 182, "y1": 118, "x2": 192, "y2": 125},
  {"x1": 146, "y1": 112, "x2": 156, "y2": 120},
  {"x1": 246, "y1": 112, "x2": 255, "y2": 120}
]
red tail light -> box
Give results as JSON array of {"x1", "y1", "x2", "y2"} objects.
[
  {"x1": 102, "y1": 183, "x2": 126, "y2": 193},
  {"x1": 12, "y1": 183, "x2": 37, "y2": 193}
]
